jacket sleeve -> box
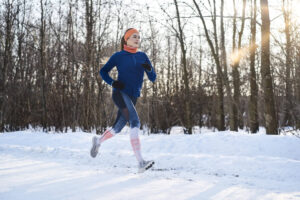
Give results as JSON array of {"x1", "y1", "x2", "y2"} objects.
[
  {"x1": 99, "y1": 53, "x2": 118, "y2": 86},
  {"x1": 144, "y1": 53, "x2": 156, "y2": 82}
]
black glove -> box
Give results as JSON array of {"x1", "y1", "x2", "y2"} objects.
[
  {"x1": 112, "y1": 81, "x2": 124, "y2": 90},
  {"x1": 141, "y1": 63, "x2": 152, "y2": 72}
]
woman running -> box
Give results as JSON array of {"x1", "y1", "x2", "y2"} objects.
[{"x1": 90, "y1": 28, "x2": 156, "y2": 173}]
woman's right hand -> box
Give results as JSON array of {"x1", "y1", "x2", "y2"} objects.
[{"x1": 112, "y1": 81, "x2": 125, "y2": 90}]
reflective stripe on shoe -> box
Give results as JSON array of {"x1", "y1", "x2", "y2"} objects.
[{"x1": 138, "y1": 160, "x2": 155, "y2": 173}]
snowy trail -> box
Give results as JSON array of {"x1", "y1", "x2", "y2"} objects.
[{"x1": 0, "y1": 130, "x2": 300, "y2": 200}]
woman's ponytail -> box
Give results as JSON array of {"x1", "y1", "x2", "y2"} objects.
[{"x1": 121, "y1": 36, "x2": 126, "y2": 50}]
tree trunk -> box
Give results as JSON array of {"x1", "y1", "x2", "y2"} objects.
[
  {"x1": 260, "y1": 0, "x2": 278, "y2": 134},
  {"x1": 67, "y1": 1, "x2": 77, "y2": 132},
  {"x1": 231, "y1": 0, "x2": 246, "y2": 131},
  {"x1": 40, "y1": 0, "x2": 47, "y2": 131},
  {"x1": 249, "y1": 0, "x2": 259, "y2": 133},
  {"x1": 83, "y1": 0, "x2": 94, "y2": 131},
  {"x1": 220, "y1": 0, "x2": 235, "y2": 131},
  {"x1": 296, "y1": 46, "x2": 300, "y2": 129},
  {"x1": 282, "y1": 0, "x2": 292, "y2": 126},
  {"x1": 1, "y1": 1, "x2": 15, "y2": 132},
  {"x1": 174, "y1": 0, "x2": 192, "y2": 134},
  {"x1": 193, "y1": 0, "x2": 225, "y2": 131},
  {"x1": 0, "y1": 1, "x2": 13, "y2": 132}
]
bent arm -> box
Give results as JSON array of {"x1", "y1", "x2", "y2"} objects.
[
  {"x1": 99, "y1": 53, "x2": 118, "y2": 85},
  {"x1": 144, "y1": 54, "x2": 156, "y2": 82}
]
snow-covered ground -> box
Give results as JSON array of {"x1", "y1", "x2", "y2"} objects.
[{"x1": 0, "y1": 128, "x2": 300, "y2": 200}]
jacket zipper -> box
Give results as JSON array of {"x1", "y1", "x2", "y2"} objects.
[{"x1": 132, "y1": 54, "x2": 136, "y2": 67}]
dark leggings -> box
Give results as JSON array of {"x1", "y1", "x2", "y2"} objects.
[{"x1": 111, "y1": 90, "x2": 140, "y2": 133}]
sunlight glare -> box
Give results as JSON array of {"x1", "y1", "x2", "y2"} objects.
[{"x1": 230, "y1": 46, "x2": 250, "y2": 66}]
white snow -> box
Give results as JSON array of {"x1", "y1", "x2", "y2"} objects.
[{"x1": 1, "y1": 128, "x2": 300, "y2": 200}]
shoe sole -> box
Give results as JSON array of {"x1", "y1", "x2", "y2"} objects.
[
  {"x1": 90, "y1": 137, "x2": 99, "y2": 158},
  {"x1": 138, "y1": 161, "x2": 155, "y2": 173}
]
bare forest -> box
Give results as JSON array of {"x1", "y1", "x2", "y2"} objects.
[{"x1": 1, "y1": 0, "x2": 300, "y2": 134}]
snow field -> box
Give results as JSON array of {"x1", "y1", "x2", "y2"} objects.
[{"x1": 0, "y1": 129, "x2": 300, "y2": 200}]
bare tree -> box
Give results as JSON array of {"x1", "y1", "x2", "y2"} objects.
[
  {"x1": 220, "y1": 0, "x2": 235, "y2": 131},
  {"x1": 39, "y1": 0, "x2": 48, "y2": 131},
  {"x1": 1, "y1": 0, "x2": 18, "y2": 131},
  {"x1": 296, "y1": 44, "x2": 300, "y2": 129},
  {"x1": 260, "y1": 0, "x2": 278, "y2": 134},
  {"x1": 173, "y1": 0, "x2": 192, "y2": 134},
  {"x1": 1, "y1": 0, "x2": 300, "y2": 133},
  {"x1": 82, "y1": 0, "x2": 95, "y2": 131},
  {"x1": 66, "y1": 0, "x2": 79, "y2": 132},
  {"x1": 193, "y1": 0, "x2": 225, "y2": 131},
  {"x1": 282, "y1": 0, "x2": 293, "y2": 126},
  {"x1": 249, "y1": 0, "x2": 259, "y2": 133},
  {"x1": 231, "y1": 0, "x2": 246, "y2": 130}
]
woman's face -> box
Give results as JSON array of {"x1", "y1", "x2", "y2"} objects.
[{"x1": 126, "y1": 33, "x2": 140, "y2": 48}]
